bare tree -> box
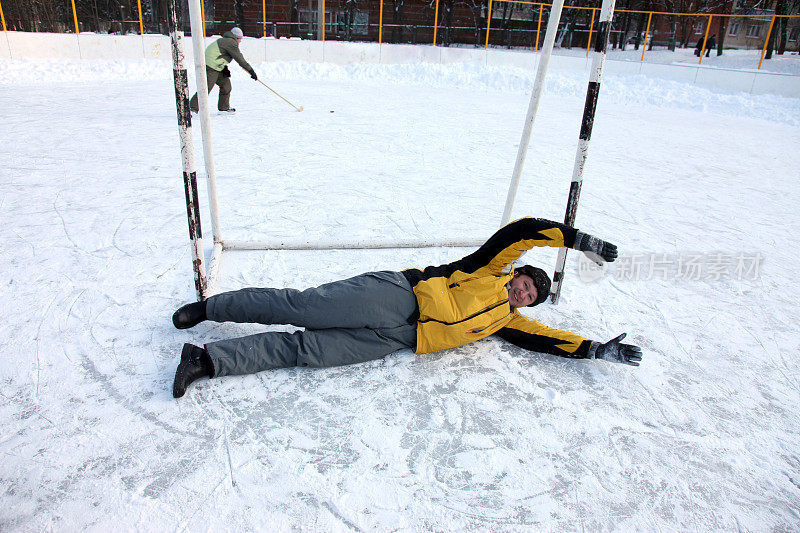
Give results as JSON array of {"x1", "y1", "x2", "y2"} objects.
[
  {"x1": 391, "y1": 0, "x2": 405, "y2": 42},
  {"x1": 496, "y1": 0, "x2": 515, "y2": 48},
  {"x1": 615, "y1": 0, "x2": 633, "y2": 50},
  {"x1": 439, "y1": 0, "x2": 455, "y2": 46},
  {"x1": 462, "y1": 0, "x2": 489, "y2": 47},
  {"x1": 234, "y1": 0, "x2": 247, "y2": 29},
  {"x1": 762, "y1": 0, "x2": 782, "y2": 58},
  {"x1": 655, "y1": 0, "x2": 700, "y2": 47},
  {"x1": 342, "y1": 0, "x2": 357, "y2": 40},
  {"x1": 775, "y1": 0, "x2": 788, "y2": 54},
  {"x1": 555, "y1": 8, "x2": 578, "y2": 47}
]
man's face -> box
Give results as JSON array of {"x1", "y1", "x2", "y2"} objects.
[{"x1": 507, "y1": 274, "x2": 537, "y2": 308}]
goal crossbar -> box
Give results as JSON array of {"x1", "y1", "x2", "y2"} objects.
[{"x1": 223, "y1": 239, "x2": 486, "y2": 251}]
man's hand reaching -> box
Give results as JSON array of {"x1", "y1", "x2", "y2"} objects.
[
  {"x1": 574, "y1": 230, "x2": 618, "y2": 265},
  {"x1": 589, "y1": 333, "x2": 643, "y2": 366}
]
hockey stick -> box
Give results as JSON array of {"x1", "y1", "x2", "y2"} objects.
[{"x1": 257, "y1": 79, "x2": 304, "y2": 112}]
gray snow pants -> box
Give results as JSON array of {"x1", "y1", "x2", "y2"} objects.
[{"x1": 204, "y1": 271, "x2": 418, "y2": 377}]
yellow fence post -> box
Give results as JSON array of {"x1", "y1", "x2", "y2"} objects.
[
  {"x1": 263, "y1": 0, "x2": 267, "y2": 37},
  {"x1": 586, "y1": 8, "x2": 596, "y2": 57},
  {"x1": 136, "y1": 0, "x2": 144, "y2": 34},
  {"x1": 698, "y1": 14, "x2": 712, "y2": 65},
  {"x1": 200, "y1": 0, "x2": 206, "y2": 37},
  {"x1": 0, "y1": 0, "x2": 7, "y2": 32},
  {"x1": 433, "y1": 0, "x2": 440, "y2": 45},
  {"x1": 321, "y1": 0, "x2": 326, "y2": 41},
  {"x1": 758, "y1": 15, "x2": 777, "y2": 70},
  {"x1": 485, "y1": 0, "x2": 494, "y2": 49},
  {"x1": 640, "y1": 11, "x2": 652, "y2": 62},
  {"x1": 535, "y1": 3, "x2": 543, "y2": 52},
  {"x1": 71, "y1": 0, "x2": 79, "y2": 33},
  {"x1": 378, "y1": 0, "x2": 383, "y2": 43}
]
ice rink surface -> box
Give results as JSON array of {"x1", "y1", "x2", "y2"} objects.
[{"x1": 1, "y1": 54, "x2": 799, "y2": 530}]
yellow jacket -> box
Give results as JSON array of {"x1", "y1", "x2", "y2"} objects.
[{"x1": 402, "y1": 217, "x2": 593, "y2": 357}]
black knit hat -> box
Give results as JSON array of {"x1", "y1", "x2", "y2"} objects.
[{"x1": 513, "y1": 265, "x2": 551, "y2": 307}]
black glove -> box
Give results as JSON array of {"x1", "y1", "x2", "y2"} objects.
[
  {"x1": 250, "y1": 70, "x2": 258, "y2": 80},
  {"x1": 221, "y1": 66, "x2": 231, "y2": 78},
  {"x1": 574, "y1": 230, "x2": 618, "y2": 265},
  {"x1": 589, "y1": 333, "x2": 643, "y2": 366}
]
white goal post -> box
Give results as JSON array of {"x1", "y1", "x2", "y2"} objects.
[{"x1": 170, "y1": 0, "x2": 574, "y2": 301}]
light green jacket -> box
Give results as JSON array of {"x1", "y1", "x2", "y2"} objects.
[{"x1": 204, "y1": 31, "x2": 255, "y2": 75}]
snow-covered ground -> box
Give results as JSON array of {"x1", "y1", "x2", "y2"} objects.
[
  {"x1": 551, "y1": 45, "x2": 800, "y2": 74},
  {"x1": 1, "y1": 57, "x2": 799, "y2": 530}
]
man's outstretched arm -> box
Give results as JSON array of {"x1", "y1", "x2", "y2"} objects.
[
  {"x1": 496, "y1": 315, "x2": 642, "y2": 365},
  {"x1": 457, "y1": 217, "x2": 618, "y2": 277},
  {"x1": 219, "y1": 39, "x2": 257, "y2": 78},
  {"x1": 403, "y1": 217, "x2": 619, "y2": 286},
  {"x1": 496, "y1": 315, "x2": 593, "y2": 358}
]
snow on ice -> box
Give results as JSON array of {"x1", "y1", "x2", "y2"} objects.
[{"x1": 1, "y1": 49, "x2": 799, "y2": 530}]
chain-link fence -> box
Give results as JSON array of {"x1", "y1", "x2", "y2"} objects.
[{"x1": 1, "y1": 0, "x2": 798, "y2": 66}]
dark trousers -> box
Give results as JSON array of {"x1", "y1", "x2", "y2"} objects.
[
  {"x1": 204, "y1": 272, "x2": 418, "y2": 377},
  {"x1": 189, "y1": 66, "x2": 232, "y2": 112}
]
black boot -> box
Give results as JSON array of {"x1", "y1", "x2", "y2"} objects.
[
  {"x1": 172, "y1": 300, "x2": 207, "y2": 329},
  {"x1": 173, "y1": 343, "x2": 213, "y2": 398}
]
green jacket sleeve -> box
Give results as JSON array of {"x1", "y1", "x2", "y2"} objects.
[{"x1": 218, "y1": 38, "x2": 255, "y2": 75}]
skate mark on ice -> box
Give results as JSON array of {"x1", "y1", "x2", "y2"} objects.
[
  {"x1": 752, "y1": 295, "x2": 800, "y2": 395},
  {"x1": 80, "y1": 354, "x2": 199, "y2": 438},
  {"x1": 322, "y1": 499, "x2": 364, "y2": 532},
  {"x1": 34, "y1": 293, "x2": 59, "y2": 398}
]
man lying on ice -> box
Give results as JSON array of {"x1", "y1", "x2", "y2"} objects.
[{"x1": 170, "y1": 217, "x2": 643, "y2": 398}]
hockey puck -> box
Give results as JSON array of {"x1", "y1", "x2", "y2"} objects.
[{"x1": 330, "y1": 110, "x2": 334, "y2": 113}]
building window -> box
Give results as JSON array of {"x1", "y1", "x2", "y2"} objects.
[
  {"x1": 694, "y1": 23, "x2": 705, "y2": 35},
  {"x1": 334, "y1": 10, "x2": 369, "y2": 36},
  {"x1": 746, "y1": 24, "x2": 761, "y2": 38},
  {"x1": 298, "y1": 9, "x2": 316, "y2": 34},
  {"x1": 728, "y1": 22, "x2": 740, "y2": 36},
  {"x1": 790, "y1": 28, "x2": 799, "y2": 42}
]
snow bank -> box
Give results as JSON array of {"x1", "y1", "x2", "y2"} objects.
[
  {"x1": 3, "y1": 31, "x2": 799, "y2": 96},
  {"x1": 5, "y1": 58, "x2": 799, "y2": 127}
]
